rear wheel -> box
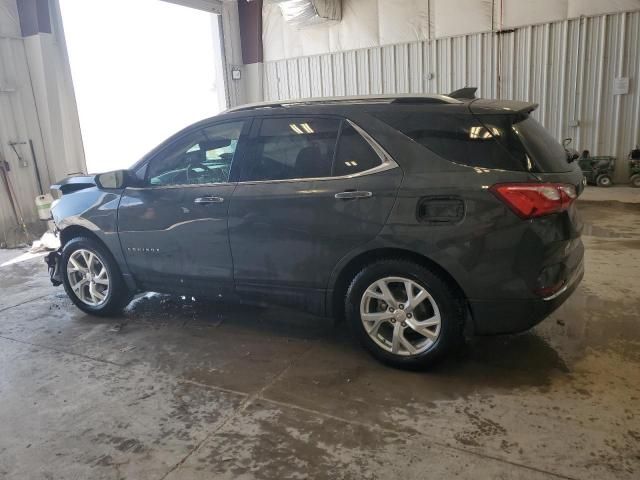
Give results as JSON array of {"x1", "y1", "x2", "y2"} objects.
[
  {"x1": 630, "y1": 174, "x2": 640, "y2": 188},
  {"x1": 596, "y1": 174, "x2": 612, "y2": 187},
  {"x1": 345, "y1": 259, "x2": 463, "y2": 369},
  {"x1": 61, "y1": 237, "x2": 131, "y2": 316}
]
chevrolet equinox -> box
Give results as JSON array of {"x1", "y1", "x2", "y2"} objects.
[{"x1": 46, "y1": 92, "x2": 585, "y2": 368}]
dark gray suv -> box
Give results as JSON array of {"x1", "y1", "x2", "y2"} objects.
[{"x1": 46, "y1": 94, "x2": 584, "y2": 368}]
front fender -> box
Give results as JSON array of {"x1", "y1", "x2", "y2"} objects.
[{"x1": 52, "y1": 186, "x2": 129, "y2": 277}]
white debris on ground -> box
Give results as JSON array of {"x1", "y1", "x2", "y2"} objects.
[
  {"x1": 29, "y1": 231, "x2": 60, "y2": 253},
  {"x1": 124, "y1": 292, "x2": 165, "y2": 312},
  {"x1": 0, "y1": 231, "x2": 60, "y2": 268}
]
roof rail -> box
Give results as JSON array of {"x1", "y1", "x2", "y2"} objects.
[{"x1": 225, "y1": 94, "x2": 461, "y2": 113}]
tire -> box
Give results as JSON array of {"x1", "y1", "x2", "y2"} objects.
[
  {"x1": 630, "y1": 174, "x2": 640, "y2": 188},
  {"x1": 596, "y1": 174, "x2": 612, "y2": 187},
  {"x1": 61, "y1": 236, "x2": 131, "y2": 316},
  {"x1": 345, "y1": 259, "x2": 464, "y2": 369}
]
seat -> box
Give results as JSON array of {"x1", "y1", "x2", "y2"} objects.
[{"x1": 294, "y1": 146, "x2": 329, "y2": 178}]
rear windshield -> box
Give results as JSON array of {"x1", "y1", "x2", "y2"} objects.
[{"x1": 375, "y1": 112, "x2": 571, "y2": 173}]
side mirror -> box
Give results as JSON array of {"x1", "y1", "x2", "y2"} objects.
[
  {"x1": 562, "y1": 137, "x2": 572, "y2": 148},
  {"x1": 95, "y1": 169, "x2": 129, "y2": 189}
]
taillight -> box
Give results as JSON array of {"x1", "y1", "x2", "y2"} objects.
[{"x1": 490, "y1": 183, "x2": 577, "y2": 219}]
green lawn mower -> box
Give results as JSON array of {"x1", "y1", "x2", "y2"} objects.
[
  {"x1": 629, "y1": 147, "x2": 640, "y2": 188},
  {"x1": 577, "y1": 151, "x2": 615, "y2": 187}
]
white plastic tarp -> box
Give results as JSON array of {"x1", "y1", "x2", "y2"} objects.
[
  {"x1": 270, "y1": 0, "x2": 341, "y2": 28},
  {"x1": 500, "y1": 0, "x2": 568, "y2": 29},
  {"x1": 568, "y1": 0, "x2": 640, "y2": 18},
  {"x1": 330, "y1": 0, "x2": 378, "y2": 51},
  {"x1": 433, "y1": 0, "x2": 492, "y2": 37},
  {"x1": 378, "y1": 0, "x2": 430, "y2": 45},
  {"x1": 262, "y1": 0, "x2": 640, "y2": 62}
]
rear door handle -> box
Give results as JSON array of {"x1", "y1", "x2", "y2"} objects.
[
  {"x1": 194, "y1": 196, "x2": 224, "y2": 204},
  {"x1": 335, "y1": 190, "x2": 373, "y2": 200}
]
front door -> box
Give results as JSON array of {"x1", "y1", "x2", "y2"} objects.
[
  {"x1": 228, "y1": 116, "x2": 402, "y2": 313},
  {"x1": 118, "y1": 120, "x2": 249, "y2": 295}
]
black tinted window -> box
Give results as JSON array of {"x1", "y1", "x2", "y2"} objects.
[
  {"x1": 513, "y1": 117, "x2": 572, "y2": 172},
  {"x1": 376, "y1": 112, "x2": 530, "y2": 171},
  {"x1": 242, "y1": 117, "x2": 340, "y2": 181},
  {"x1": 333, "y1": 124, "x2": 381, "y2": 176},
  {"x1": 148, "y1": 122, "x2": 243, "y2": 186}
]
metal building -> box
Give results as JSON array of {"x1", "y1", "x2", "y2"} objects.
[
  {"x1": 0, "y1": 0, "x2": 84, "y2": 247},
  {"x1": 1, "y1": 0, "x2": 639, "y2": 247},
  {"x1": 261, "y1": 1, "x2": 640, "y2": 184}
]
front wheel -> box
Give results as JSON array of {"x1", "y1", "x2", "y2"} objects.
[
  {"x1": 345, "y1": 259, "x2": 464, "y2": 369},
  {"x1": 61, "y1": 236, "x2": 131, "y2": 316},
  {"x1": 596, "y1": 174, "x2": 613, "y2": 187},
  {"x1": 630, "y1": 174, "x2": 640, "y2": 188}
]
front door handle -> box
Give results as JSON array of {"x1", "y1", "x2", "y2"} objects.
[
  {"x1": 194, "y1": 196, "x2": 224, "y2": 204},
  {"x1": 335, "y1": 190, "x2": 373, "y2": 200}
]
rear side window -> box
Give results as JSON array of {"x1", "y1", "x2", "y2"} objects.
[
  {"x1": 513, "y1": 117, "x2": 572, "y2": 172},
  {"x1": 333, "y1": 123, "x2": 381, "y2": 176},
  {"x1": 376, "y1": 112, "x2": 529, "y2": 171},
  {"x1": 377, "y1": 112, "x2": 572, "y2": 173},
  {"x1": 241, "y1": 117, "x2": 340, "y2": 181}
]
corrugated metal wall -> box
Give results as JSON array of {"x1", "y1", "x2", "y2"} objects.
[
  {"x1": 0, "y1": 0, "x2": 86, "y2": 248},
  {"x1": 0, "y1": 35, "x2": 49, "y2": 247},
  {"x1": 264, "y1": 10, "x2": 640, "y2": 182}
]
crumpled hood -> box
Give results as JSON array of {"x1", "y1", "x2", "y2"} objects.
[{"x1": 50, "y1": 174, "x2": 96, "y2": 196}]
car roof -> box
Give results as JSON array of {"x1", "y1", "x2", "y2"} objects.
[
  {"x1": 224, "y1": 94, "x2": 463, "y2": 113},
  {"x1": 217, "y1": 94, "x2": 537, "y2": 120},
  {"x1": 130, "y1": 93, "x2": 537, "y2": 172}
]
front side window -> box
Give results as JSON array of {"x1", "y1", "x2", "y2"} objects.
[
  {"x1": 241, "y1": 117, "x2": 340, "y2": 181},
  {"x1": 147, "y1": 121, "x2": 244, "y2": 186}
]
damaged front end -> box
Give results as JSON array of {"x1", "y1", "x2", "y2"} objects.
[{"x1": 45, "y1": 250, "x2": 62, "y2": 286}]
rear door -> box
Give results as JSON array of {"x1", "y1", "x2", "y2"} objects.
[
  {"x1": 118, "y1": 120, "x2": 249, "y2": 294},
  {"x1": 228, "y1": 115, "x2": 402, "y2": 313}
]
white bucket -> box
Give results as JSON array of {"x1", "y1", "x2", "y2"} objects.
[{"x1": 35, "y1": 193, "x2": 53, "y2": 221}]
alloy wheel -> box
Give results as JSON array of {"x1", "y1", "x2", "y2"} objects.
[
  {"x1": 66, "y1": 249, "x2": 110, "y2": 307},
  {"x1": 360, "y1": 276, "x2": 442, "y2": 356}
]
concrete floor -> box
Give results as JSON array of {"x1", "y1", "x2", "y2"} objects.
[
  {"x1": 580, "y1": 185, "x2": 640, "y2": 203},
  {"x1": 0, "y1": 199, "x2": 638, "y2": 480}
]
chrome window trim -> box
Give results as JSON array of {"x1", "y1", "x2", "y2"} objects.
[
  {"x1": 127, "y1": 182, "x2": 236, "y2": 191},
  {"x1": 127, "y1": 119, "x2": 398, "y2": 190}
]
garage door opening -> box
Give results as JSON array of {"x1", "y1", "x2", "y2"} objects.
[{"x1": 59, "y1": 0, "x2": 226, "y2": 173}]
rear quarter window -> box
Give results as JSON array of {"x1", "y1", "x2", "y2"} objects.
[{"x1": 332, "y1": 123, "x2": 381, "y2": 176}]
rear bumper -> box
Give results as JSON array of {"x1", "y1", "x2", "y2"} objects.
[{"x1": 469, "y1": 260, "x2": 584, "y2": 335}]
